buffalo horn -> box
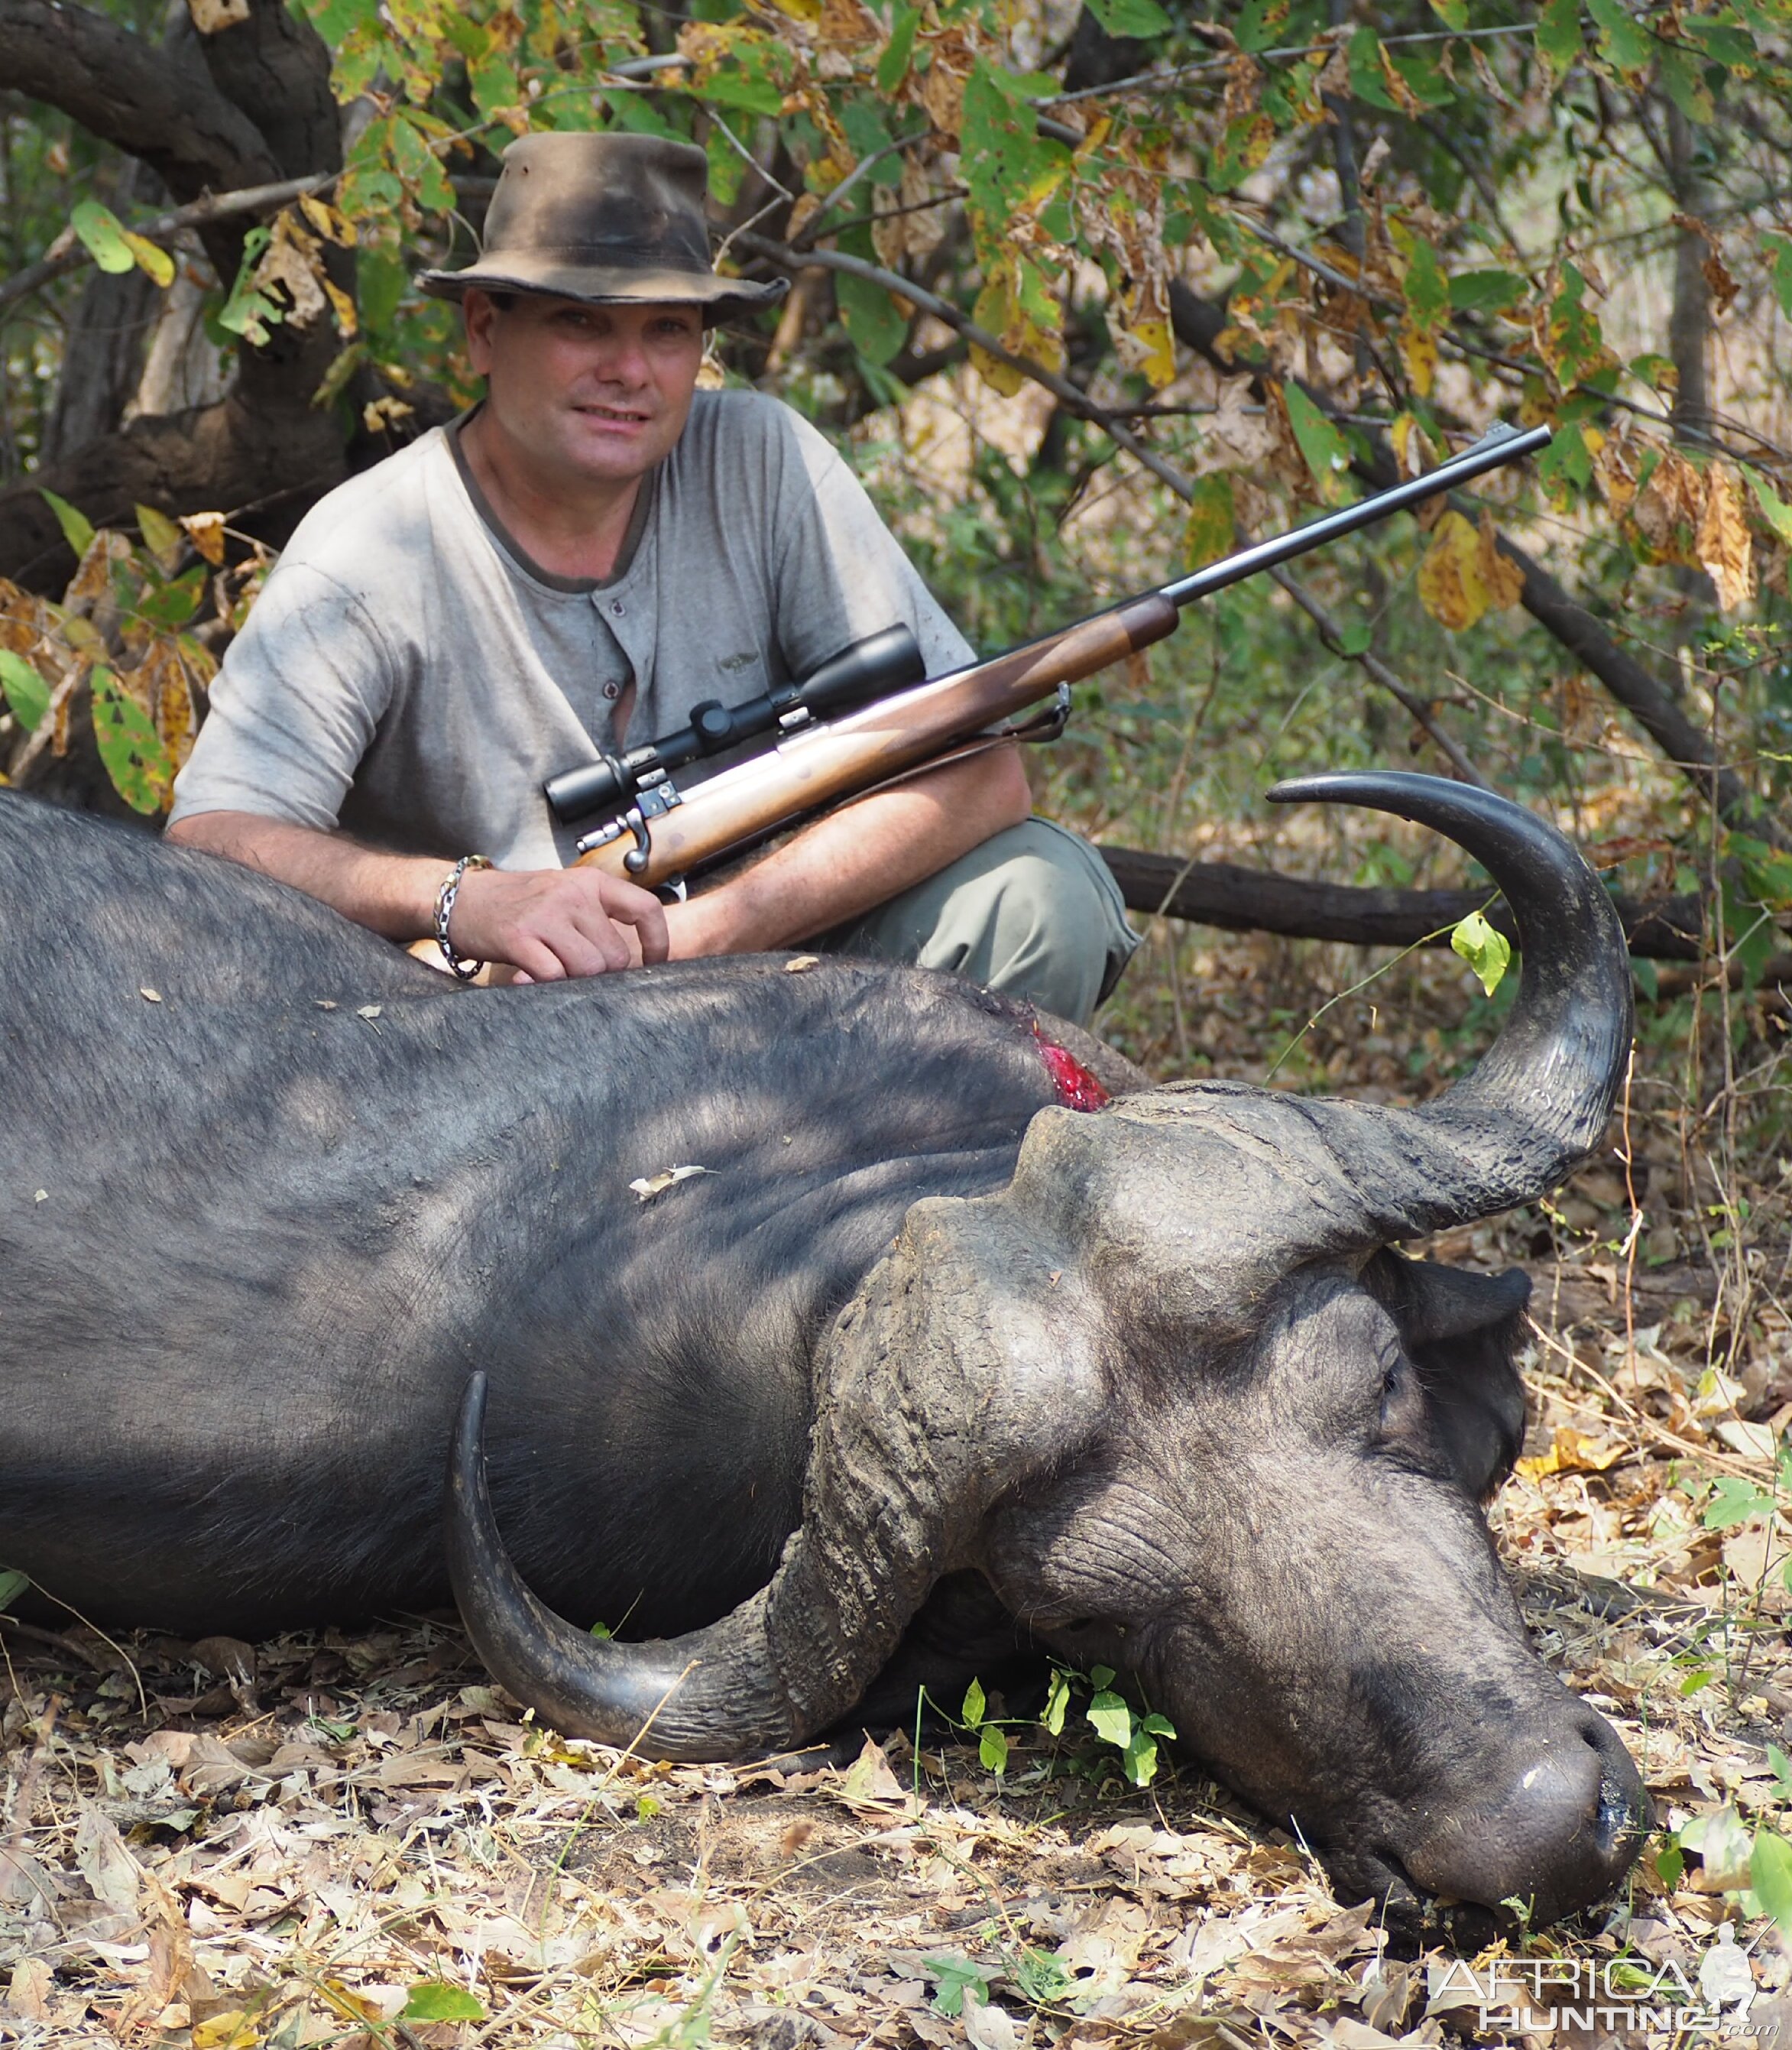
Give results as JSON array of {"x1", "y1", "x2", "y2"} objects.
[
  {"x1": 1265, "y1": 772, "x2": 1634, "y2": 1234},
  {"x1": 447, "y1": 1373, "x2": 802, "y2": 1759},
  {"x1": 449, "y1": 1286, "x2": 960, "y2": 1757}
]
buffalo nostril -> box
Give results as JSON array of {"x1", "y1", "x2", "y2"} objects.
[{"x1": 1401, "y1": 1718, "x2": 1649, "y2": 1918}]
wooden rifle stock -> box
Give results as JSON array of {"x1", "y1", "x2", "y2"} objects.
[{"x1": 573, "y1": 592, "x2": 1179, "y2": 889}]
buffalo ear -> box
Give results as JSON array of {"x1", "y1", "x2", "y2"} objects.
[{"x1": 1367, "y1": 1250, "x2": 1530, "y2": 1500}]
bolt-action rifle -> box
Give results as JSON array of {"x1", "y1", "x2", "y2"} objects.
[{"x1": 544, "y1": 423, "x2": 1551, "y2": 895}]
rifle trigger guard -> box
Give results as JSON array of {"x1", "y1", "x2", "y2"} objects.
[{"x1": 1007, "y1": 683, "x2": 1072, "y2": 744}]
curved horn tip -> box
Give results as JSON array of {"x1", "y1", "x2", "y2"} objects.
[{"x1": 456, "y1": 1370, "x2": 490, "y2": 1459}]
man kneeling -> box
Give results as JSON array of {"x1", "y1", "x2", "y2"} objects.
[{"x1": 168, "y1": 133, "x2": 1136, "y2": 1026}]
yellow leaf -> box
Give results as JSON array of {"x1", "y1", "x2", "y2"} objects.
[
  {"x1": 1416, "y1": 511, "x2": 1490, "y2": 631},
  {"x1": 1397, "y1": 324, "x2": 1437, "y2": 400},
  {"x1": 1123, "y1": 316, "x2": 1176, "y2": 391},
  {"x1": 1515, "y1": 1426, "x2": 1627, "y2": 1479},
  {"x1": 362, "y1": 395, "x2": 415, "y2": 434},
  {"x1": 298, "y1": 193, "x2": 357, "y2": 247},
  {"x1": 1698, "y1": 465, "x2": 1755, "y2": 611},
  {"x1": 1476, "y1": 512, "x2": 1525, "y2": 609},
  {"x1": 322, "y1": 274, "x2": 358, "y2": 339},
  {"x1": 180, "y1": 512, "x2": 228, "y2": 568},
  {"x1": 186, "y1": 0, "x2": 249, "y2": 30},
  {"x1": 122, "y1": 233, "x2": 175, "y2": 287}
]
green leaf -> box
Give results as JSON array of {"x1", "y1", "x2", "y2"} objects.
[
  {"x1": 1282, "y1": 384, "x2": 1355, "y2": 505},
  {"x1": 1346, "y1": 26, "x2": 1401, "y2": 111},
  {"x1": 0, "y1": 652, "x2": 50, "y2": 735},
  {"x1": 1139, "y1": 1712, "x2": 1177, "y2": 1737},
  {"x1": 1121, "y1": 1727, "x2": 1160, "y2": 1786},
  {"x1": 1703, "y1": 1475, "x2": 1772, "y2": 1529},
  {"x1": 1451, "y1": 910, "x2": 1512, "y2": 997},
  {"x1": 1398, "y1": 232, "x2": 1449, "y2": 332},
  {"x1": 1748, "y1": 469, "x2": 1792, "y2": 547},
  {"x1": 1537, "y1": 421, "x2": 1593, "y2": 498},
  {"x1": 134, "y1": 504, "x2": 184, "y2": 572},
  {"x1": 1763, "y1": 233, "x2": 1792, "y2": 320},
  {"x1": 303, "y1": 0, "x2": 380, "y2": 42},
  {"x1": 400, "y1": 1983, "x2": 487, "y2": 2022},
  {"x1": 979, "y1": 1724, "x2": 1009, "y2": 1775},
  {"x1": 1012, "y1": 1947, "x2": 1074, "y2": 2006},
  {"x1": 877, "y1": 8, "x2": 919, "y2": 95},
  {"x1": 1335, "y1": 619, "x2": 1372, "y2": 657},
  {"x1": 91, "y1": 665, "x2": 176, "y2": 816},
  {"x1": 1754, "y1": 1831, "x2": 1792, "y2": 1935},
  {"x1": 1586, "y1": 0, "x2": 1654, "y2": 75},
  {"x1": 39, "y1": 488, "x2": 94, "y2": 560},
  {"x1": 1656, "y1": 43, "x2": 1714, "y2": 123},
  {"x1": 1086, "y1": 1689, "x2": 1133, "y2": 1749},
  {"x1": 1088, "y1": 1666, "x2": 1115, "y2": 1689},
  {"x1": 1426, "y1": 0, "x2": 1467, "y2": 27},
  {"x1": 136, "y1": 566, "x2": 206, "y2": 631},
  {"x1": 922, "y1": 1957, "x2": 995, "y2": 2019},
  {"x1": 1449, "y1": 268, "x2": 1527, "y2": 316},
  {"x1": 1536, "y1": 0, "x2": 1582, "y2": 76},
  {"x1": 1042, "y1": 1669, "x2": 1071, "y2": 1737},
  {"x1": 1655, "y1": 1842, "x2": 1685, "y2": 1886},
  {"x1": 1768, "y1": 1742, "x2": 1792, "y2": 1795},
  {"x1": 470, "y1": 54, "x2": 520, "y2": 118},
  {"x1": 1182, "y1": 473, "x2": 1234, "y2": 572},
  {"x1": 834, "y1": 229, "x2": 909, "y2": 367},
  {"x1": 961, "y1": 1678, "x2": 987, "y2": 1728},
  {"x1": 1083, "y1": 0, "x2": 1171, "y2": 34},
  {"x1": 0, "y1": 1568, "x2": 28, "y2": 1609},
  {"x1": 215, "y1": 227, "x2": 283, "y2": 347},
  {"x1": 1233, "y1": 0, "x2": 1292, "y2": 55},
  {"x1": 70, "y1": 199, "x2": 138, "y2": 275},
  {"x1": 961, "y1": 62, "x2": 1070, "y2": 229}
]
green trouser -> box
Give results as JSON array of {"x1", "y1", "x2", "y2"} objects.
[{"x1": 811, "y1": 816, "x2": 1139, "y2": 1028}]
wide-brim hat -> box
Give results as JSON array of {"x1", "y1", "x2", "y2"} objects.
[{"x1": 416, "y1": 132, "x2": 786, "y2": 323}]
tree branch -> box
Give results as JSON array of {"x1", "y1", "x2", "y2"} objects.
[
  {"x1": 187, "y1": 0, "x2": 339, "y2": 183},
  {"x1": 0, "y1": 171, "x2": 336, "y2": 324},
  {"x1": 0, "y1": 0, "x2": 280, "y2": 208}
]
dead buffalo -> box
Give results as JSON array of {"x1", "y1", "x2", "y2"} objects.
[{"x1": 0, "y1": 770, "x2": 1647, "y2": 1922}]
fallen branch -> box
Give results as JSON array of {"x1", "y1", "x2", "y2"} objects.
[{"x1": 1097, "y1": 845, "x2": 1704, "y2": 959}]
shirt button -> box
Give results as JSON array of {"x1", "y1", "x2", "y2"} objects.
[
  {"x1": 601, "y1": 681, "x2": 620, "y2": 700},
  {"x1": 610, "y1": 598, "x2": 625, "y2": 617}
]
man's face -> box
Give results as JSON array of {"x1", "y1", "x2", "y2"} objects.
[{"x1": 463, "y1": 290, "x2": 705, "y2": 491}]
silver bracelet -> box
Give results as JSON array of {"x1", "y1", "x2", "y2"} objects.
[{"x1": 434, "y1": 855, "x2": 491, "y2": 980}]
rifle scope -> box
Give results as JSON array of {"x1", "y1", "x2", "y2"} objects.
[{"x1": 544, "y1": 624, "x2": 925, "y2": 832}]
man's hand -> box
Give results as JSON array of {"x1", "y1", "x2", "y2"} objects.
[
  {"x1": 165, "y1": 810, "x2": 666, "y2": 981},
  {"x1": 450, "y1": 864, "x2": 668, "y2": 981}
]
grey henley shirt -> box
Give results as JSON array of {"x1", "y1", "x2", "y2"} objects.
[{"x1": 170, "y1": 389, "x2": 975, "y2": 871}]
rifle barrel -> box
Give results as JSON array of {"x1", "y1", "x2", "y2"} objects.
[{"x1": 1157, "y1": 422, "x2": 1552, "y2": 610}]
